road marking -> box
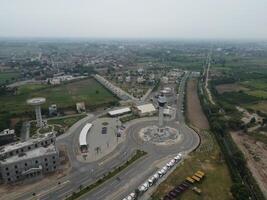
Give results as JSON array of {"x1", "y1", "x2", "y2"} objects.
[
  {"x1": 36, "y1": 180, "x2": 70, "y2": 198},
  {"x1": 98, "y1": 151, "x2": 120, "y2": 166}
]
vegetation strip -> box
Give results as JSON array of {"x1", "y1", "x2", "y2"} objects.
[
  {"x1": 66, "y1": 150, "x2": 147, "y2": 200},
  {"x1": 198, "y1": 78, "x2": 265, "y2": 200}
]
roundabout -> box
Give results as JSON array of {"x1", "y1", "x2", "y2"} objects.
[{"x1": 139, "y1": 125, "x2": 180, "y2": 145}]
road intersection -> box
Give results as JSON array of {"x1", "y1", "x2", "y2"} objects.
[{"x1": 14, "y1": 72, "x2": 200, "y2": 200}]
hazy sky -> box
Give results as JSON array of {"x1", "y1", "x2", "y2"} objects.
[{"x1": 0, "y1": 0, "x2": 267, "y2": 39}]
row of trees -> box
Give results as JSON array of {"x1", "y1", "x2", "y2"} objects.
[{"x1": 197, "y1": 79, "x2": 265, "y2": 200}]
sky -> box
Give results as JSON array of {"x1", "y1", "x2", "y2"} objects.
[{"x1": 0, "y1": 0, "x2": 267, "y2": 39}]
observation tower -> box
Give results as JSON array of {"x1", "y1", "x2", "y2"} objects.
[{"x1": 27, "y1": 97, "x2": 46, "y2": 127}]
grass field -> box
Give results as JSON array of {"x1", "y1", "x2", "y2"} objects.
[
  {"x1": 0, "y1": 78, "x2": 118, "y2": 116},
  {"x1": 245, "y1": 90, "x2": 267, "y2": 99},
  {"x1": 0, "y1": 78, "x2": 118, "y2": 130},
  {"x1": 241, "y1": 80, "x2": 267, "y2": 91},
  {"x1": 48, "y1": 114, "x2": 87, "y2": 128},
  {"x1": 245, "y1": 101, "x2": 267, "y2": 114},
  {"x1": 152, "y1": 142, "x2": 232, "y2": 200},
  {"x1": 0, "y1": 72, "x2": 19, "y2": 84}
]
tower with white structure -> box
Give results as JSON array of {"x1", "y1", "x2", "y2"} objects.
[
  {"x1": 158, "y1": 93, "x2": 167, "y2": 128},
  {"x1": 27, "y1": 97, "x2": 46, "y2": 127}
]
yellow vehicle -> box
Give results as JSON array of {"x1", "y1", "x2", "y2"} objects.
[
  {"x1": 195, "y1": 172, "x2": 204, "y2": 179},
  {"x1": 192, "y1": 175, "x2": 200, "y2": 182},
  {"x1": 197, "y1": 170, "x2": 205, "y2": 176},
  {"x1": 186, "y1": 177, "x2": 195, "y2": 184}
]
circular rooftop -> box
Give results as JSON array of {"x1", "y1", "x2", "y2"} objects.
[
  {"x1": 27, "y1": 97, "x2": 46, "y2": 105},
  {"x1": 158, "y1": 94, "x2": 167, "y2": 104}
]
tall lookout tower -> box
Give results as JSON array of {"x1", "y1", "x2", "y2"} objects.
[
  {"x1": 158, "y1": 93, "x2": 167, "y2": 129},
  {"x1": 27, "y1": 97, "x2": 46, "y2": 127}
]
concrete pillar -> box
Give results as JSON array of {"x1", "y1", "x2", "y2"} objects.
[
  {"x1": 159, "y1": 106, "x2": 164, "y2": 128},
  {"x1": 35, "y1": 106, "x2": 43, "y2": 127}
]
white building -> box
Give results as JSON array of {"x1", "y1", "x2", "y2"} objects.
[
  {"x1": 108, "y1": 107, "x2": 131, "y2": 117},
  {"x1": 161, "y1": 76, "x2": 169, "y2": 84},
  {"x1": 134, "y1": 103, "x2": 157, "y2": 117}
]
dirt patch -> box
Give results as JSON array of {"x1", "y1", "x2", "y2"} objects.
[
  {"x1": 215, "y1": 83, "x2": 249, "y2": 94},
  {"x1": 186, "y1": 79, "x2": 209, "y2": 130},
  {"x1": 231, "y1": 131, "x2": 267, "y2": 198}
]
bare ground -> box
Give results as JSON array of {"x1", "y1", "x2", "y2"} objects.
[
  {"x1": 186, "y1": 79, "x2": 210, "y2": 130},
  {"x1": 231, "y1": 131, "x2": 267, "y2": 198}
]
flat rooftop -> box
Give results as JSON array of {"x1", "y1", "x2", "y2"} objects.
[
  {"x1": 0, "y1": 132, "x2": 55, "y2": 155},
  {"x1": 108, "y1": 107, "x2": 131, "y2": 116},
  {"x1": 0, "y1": 144, "x2": 57, "y2": 164},
  {"x1": 136, "y1": 103, "x2": 156, "y2": 114}
]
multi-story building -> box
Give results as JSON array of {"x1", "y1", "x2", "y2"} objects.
[{"x1": 0, "y1": 132, "x2": 59, "y2": 183}]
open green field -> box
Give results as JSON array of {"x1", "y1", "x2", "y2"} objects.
[
  {"x1": 0, "y1": 78, "x2": 118, "y2": 127},
  {"x1": 245, "y1": 101, "x2": 267, "y2": 114},
  {"x1": 0, "y1": 72, "x2": 19, "y2": 85},
  {"x1": 241, "y1": 80, "x2": 267, "y2": 91},
  {"x1": 0, "y1": 78, "x2": 117, "y2": 113},
  {"x1": 48, "y1": 114, "x2": 87, "y2": 128}
]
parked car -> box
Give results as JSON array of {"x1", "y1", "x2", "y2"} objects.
[{"x1": 129, "y1": 192, "x2": 136, "y2": 199}]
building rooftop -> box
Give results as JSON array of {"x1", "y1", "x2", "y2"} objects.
[
  {"x1": 136, "y1": 103, "x2": 156, "y2": 114},
  {"x1": 108, "y1": 107, "x2": 131, "y2": 116},
  {"x1": 0, "y1": 132, "x2": 55, "y2": 155},
  {"x1": 0, "y1": 129, "x2": 15, "y2": 136},
  {"x1": 79, "y1": 123, "x2": 92, "y2": 146},
  {"x1": 0, "y1": 144, "x2": 57, "y2": 164}
]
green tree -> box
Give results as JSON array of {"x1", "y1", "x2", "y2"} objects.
[{"x1": 231, "y1": 183, "x2": 250, "y2": 200}]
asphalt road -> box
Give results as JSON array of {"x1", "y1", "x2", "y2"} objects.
[{"x1": 13, "y1": 71, "x2": 199, "y2": 200}]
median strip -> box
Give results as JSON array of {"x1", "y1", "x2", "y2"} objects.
[{"x1": 66, "y1": 150, "x2": 147, "y2": 200}]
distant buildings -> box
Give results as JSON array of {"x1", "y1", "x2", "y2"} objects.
[
  {"x1": 161, "y1": 76, "x2": 169, "y2": 84},
  {"x1": 47, "y1": 75, "x2": 87, "y2": 85},
  {"x1": 94, "y1": 74, "x2": 137, "y2": 101},
  {"x1": 0, "y1": 133, "x2": 59, "y2": 183}
]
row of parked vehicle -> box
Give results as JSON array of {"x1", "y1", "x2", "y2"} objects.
[
  {"x1": 122, "y1": 153, "x2": 183, "y2": 200},
  {"x1": 163, "y1": 170, "x2": 205, "y2": 200}
]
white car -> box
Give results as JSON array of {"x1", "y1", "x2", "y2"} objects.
[
  {"x1": 158, "y1": 170, "x2": 164, "y2": 177},
  {"x1": 153, "y1": 173, "x2": 159, "y2": 180},
  {"x1": 126, "y1": 196, "x2": 132, "y2": 200},
  {"x1": 148, "y1": 178, "x2": 154, "y2": 186},
  {"x1": 143, "y1": 182, "x2": 149, "y2": 189},
  {"x1": 168, "y1": 161, "x2": 175, "y2": 167},
  {"x1": 161, "y1": 169, "x2": 167, "y2": 174},
  {"x1": 129, "y1": 192, "x2": 136, "y2": 199}
]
